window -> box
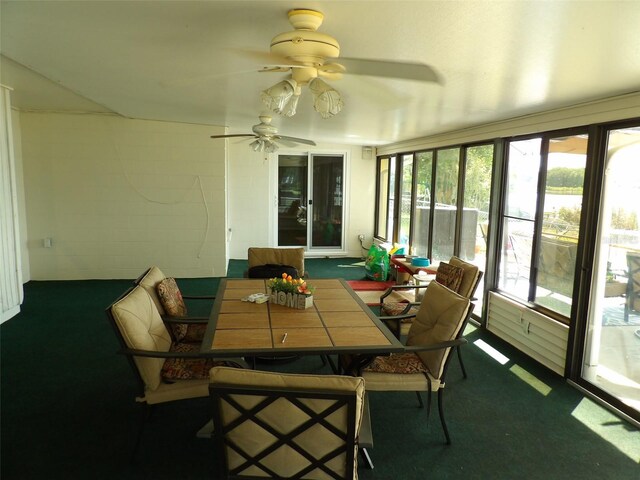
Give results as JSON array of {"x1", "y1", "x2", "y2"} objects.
[
  {"x1": 411, "y1": 151, "x2": 433, "y2": 257},
  {"x1": 432, "y1": 148, "x2": 460, "y2": 262},
  {"x1": 498, "y1": 133, "x2": 587, "y2": 319},
  {"x1": 398, "y1": 154, "x2": 414, "y2": 247},
  {"x1": 461, "y1": 144, "x2": 495, "y2": 315}
]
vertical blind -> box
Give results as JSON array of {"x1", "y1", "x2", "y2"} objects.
[{"x1": 0, "y1": 85, "x2": 23, "y2": 323}]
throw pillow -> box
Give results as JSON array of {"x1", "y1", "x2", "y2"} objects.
[
  {"x1": 435, "y1": 262, "x2": 465, "y2": 293},
  {"x1": 156, "y1": 278, "x2": 188, "y2": 341}
]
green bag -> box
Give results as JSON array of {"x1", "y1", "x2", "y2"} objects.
[{"x1": 364, "y1": 245, "x2": 389, "y2": 281}]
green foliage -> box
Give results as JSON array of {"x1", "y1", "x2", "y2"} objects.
[
  {"x1": 611, "y1": 208, "x2": 638, "y2": 230},
  {"x1": 546, "y1": 167, "x2": 584, "y2": 189}
]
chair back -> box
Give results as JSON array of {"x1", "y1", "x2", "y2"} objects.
[
  {"x1": 209, "y1": 366, "x2": 364, "y2": 480},
  {"x1": 449, "y1": 256, "x2": 483, "y2": 299},
  {"x1": 248, "y1": 247, "x2": 305, "y2": 277},
  {"x1": 106, "y1": 285, "x2": 172, "y2": 391},
  {"x1": 627, "y1": 252, "x2": 640, "y2": 315},
  {"x1": 135, "y1": 266, "x2": 167, "y2": 315},
  {"x1": 407, "y1": 281, "x2": 471, "y2": 380}
]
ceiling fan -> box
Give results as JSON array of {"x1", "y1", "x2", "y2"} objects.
[
  {"x1": 210, "y1": 115, "x2": 316, "y2": 152},
  {"x1": 255, "y1": 8, "x2": 442, "y2": 118}
]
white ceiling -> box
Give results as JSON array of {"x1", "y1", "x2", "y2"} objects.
[{"x1": 2, "y1": 1, "x2": 640, "y2": 147}]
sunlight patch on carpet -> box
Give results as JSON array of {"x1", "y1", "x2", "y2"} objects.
[
  {"x1": 338, "y1": 261, "x2": 366, "y2": 267},
  {"x1": 571, "y1": 397, "x2": 640, "y2": 463}
]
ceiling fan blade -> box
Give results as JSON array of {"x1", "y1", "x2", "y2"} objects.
[
  {"x1": 210, "y1": 134, "x2": 257, "y2": 139},
  {"x1": 337, "y1": 58, "x2": 442, "y2": 84},
  {"x1": 276, "y1": 135, "x2": 316, "y2": 146}
]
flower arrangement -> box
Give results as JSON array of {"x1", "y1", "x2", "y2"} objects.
[{"x1": 267, "y1": 273, "x2": 314, "y2": 296}]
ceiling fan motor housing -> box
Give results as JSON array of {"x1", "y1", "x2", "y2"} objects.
[{"x1": 270, "y1": 8, "x2": 340, "y2": 66}]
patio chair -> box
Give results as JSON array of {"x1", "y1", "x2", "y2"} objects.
[
  {"x1": 355, "y1": 281, "x2": 472, "y2": 446},
  {"x1": 625, "y1": 252, "x2": 640, "y2": 322},
  {"x1": 106, "y1": 285, "x2": 246, "y2": 457},
  {"x1": 209, "y1": 366, "x2": 365, "y2": 479}
]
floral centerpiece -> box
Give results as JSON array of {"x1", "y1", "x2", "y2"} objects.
[{"x1": 266, "y1": 273, "x2": 314, "y2": 309}]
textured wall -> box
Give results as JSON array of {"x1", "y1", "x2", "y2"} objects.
[{"x1": 20, "y1": 113, "x2": 226, "y2": 279}]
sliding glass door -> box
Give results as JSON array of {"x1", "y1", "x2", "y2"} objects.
[
  {"x1": 277, "y1": 153, "x2": 345, "y2": 251},
  {"x1": 582, "y1": 125, "x2": 640, "y2": 414}
]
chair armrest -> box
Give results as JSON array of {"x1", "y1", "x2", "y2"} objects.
[
  {"x1": 380, "y1": 284, "x2": 428, "y2": 302},
  {"x1": 161, "y1": 315, "x2": 208, "y2": 324},
  {"x1": 119, "y1": 348, "x2": 206, "y2": 359},
  {"x1": 119, "y1": 348, "x2": 250, "y2": 368},
  {"x1": 379, "y1": 313, "x2": 417, "y2": 323},
  {"x1": 182, "y1": 295, "x2": 216, "y2": 300},
  {"x1": 403, "y1": 338, "x2": 468, "y2": 353}
]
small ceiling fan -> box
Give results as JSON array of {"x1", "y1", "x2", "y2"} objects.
[
  {"x1": 254, "y1": 8, "x2": 442, "y2": 118},
  {"x1": 210, "y1": 115, "x2": 316, "y2": 152}
]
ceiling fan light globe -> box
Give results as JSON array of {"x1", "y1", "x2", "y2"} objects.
[
  {"x1": 309, "y1": 77, "x2": 343, "y2": 118},
  {"x1": 261, "y1": 79, "x2": 298, "y2": 115},
  {"x1": 283, "y1": 93, "x2": 300, "y2": 117}
]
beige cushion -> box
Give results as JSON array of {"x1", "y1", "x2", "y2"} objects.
[
  {"x1": 449, "y1": 256, "x2": 480, "y2": 298},
  {"x1": 137, "y1": 266, "x2": 167, "y2": 315},
  {"x1": 407, "y1": 281, "x2": 471, "y2": 380},
  {"x1": 248, "y1": 247, "x2": 305, "y2": 277},
  {"x1": 210, "y1": 366, "x2": 364, "y2": 479},
  {"x1": 110, "y1": 286, "x2": 172, "y2": 391}
]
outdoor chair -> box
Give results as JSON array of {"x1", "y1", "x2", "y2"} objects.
[
  {"x1": 378, "y1": 256, "x2": 480, "y2": 378},
  {"x1": 209, "y1": 366, "x2": 365, "y2": 479},
  {"x1": 625, "y1": 252, "x2": 640, "y2": 322},
  {"x1": 352, "y1": 281, "x2": 472, "y2": 446},
  {"x1": 106, "y1": 285, "x2": 247, "y2": 456},
  {"x1": 136, "y1": 266, "x2": 213, "y2": 343},
  {"x1": 246, "y1": 246, "x2": 306, "y2": 279}
]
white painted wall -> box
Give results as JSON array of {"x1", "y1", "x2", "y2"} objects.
[
  {"x1": 227, "y1": 141, "x2": 376, "y2": 260},
  {"x1": 19, "y1": 113, "x2": 226, "y2": 279}
]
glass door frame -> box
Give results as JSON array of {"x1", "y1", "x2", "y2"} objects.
[
  {"x1": 271, "y1": 150, "x2": 349, "y2": 255},
  {"x1": 567, "y1": 118, "x2": 640, "y2": 426}
]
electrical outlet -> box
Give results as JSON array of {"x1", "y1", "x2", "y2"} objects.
[{"x1": 358, "y1": 234, "x2": 365, "y2": 241}]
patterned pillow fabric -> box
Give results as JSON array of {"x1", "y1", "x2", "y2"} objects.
[
  {"x1": 182, "y1": 323, "x2": 207, "y2": 343},
  {"x1": 156, "y1": 277, "x2": 188, "y2": 341},
  {"x1": 364, "y1": 352, "x2": 428, "y2": 374},
  {"x1": 435, "y1": 262, "x2": 465, "y2": 293},
  {"x1": 161, "y1": 343, "x2": 229, "y2": 381},
  {"x1": 157, "y1": 278, "x2": 188, "y2": 316}
]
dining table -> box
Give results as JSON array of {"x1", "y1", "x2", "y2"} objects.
[
  {"x1": 199, "y1": 277, "x2": 405, "y2": 468},
  {"x1": 200, "y1": 277, "x2": 404, "y2": 371}
]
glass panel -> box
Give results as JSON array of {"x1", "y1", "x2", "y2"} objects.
[
  {"x1": 412, "y1": 151, "x2": 433, "y2": 257},
  {"x1": 535, "y1": 135, "x2": 587, "y2": 316},
  {"x1": 387, "y1": 156, "x2": 396, "y2": 241},
  {"x1": 278, "y1": 155, "x2": 308, "y2": 246},
  {"x1": 583, "y1": 125, "x2": 640, "y2": 414},
  {"x1": 432, "y1": 148, "x2": 459, "y2": 262},
  {"x1": 311, "y1": 155, "x2": 343, "y2": 248},
  {"x1": 506, "y1": 138, "x2": 541, "y2": 220},
  {"x1": 398, "y1": 154, "x2": 414, "y2": 247},
  {"x1": 376, "y1": 157, "x2": 390, "y2": 239},
  {"x1": 498, "y1": 138, "x2": 541, "y2": 299},
  {"x1": 461, "y1": 144, "x2": 494, "y2": 315}
]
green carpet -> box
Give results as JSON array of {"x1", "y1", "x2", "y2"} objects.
[{"x1": 1, "y1": 262, "x2": 638, "y2": 479}]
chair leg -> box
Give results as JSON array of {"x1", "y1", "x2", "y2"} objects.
[
  {"x1": 437, "y1": 388, "x2": 451, "y2": 445},
  {"x1": 131, "y1": 404, "x2": 155, "y2": 463},
  {"x1": 426, "y1": 389, "x2": 432, "y2": 421},
  {"x1": 457, "y1": 346, "x2": 468, "y2": 379},
  {"x1": 324, "y1": 355, "x2": 339, "y2": 374},
  {"x1": 415, "y1": 391, "x2": 424, "y2": 408}
]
